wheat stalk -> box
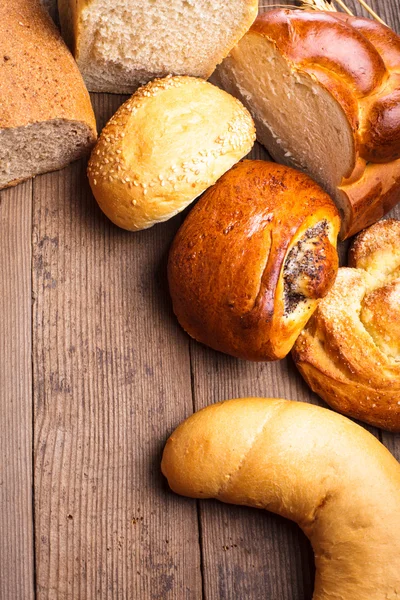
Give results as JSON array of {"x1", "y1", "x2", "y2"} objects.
[
  {"x1": 300, "y1": 0, "x2": 337, "y2": 11},
  {"x1": 259, "y1": 0, "x2": 387, "y2": 25}
]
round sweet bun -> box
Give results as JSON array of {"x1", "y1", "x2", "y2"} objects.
[
  {"x1": 293, "y1": 219, "x2": 400, "y2": 431},
  {"x1": 162, "y1": 398, "x2": 400, "y2": 600},
  {"x1": 87, "y1": 76, "x2": 256, "y2": 231},
  {"x1": 168, "y1": 160, "x2": 340, "y2": 361}
]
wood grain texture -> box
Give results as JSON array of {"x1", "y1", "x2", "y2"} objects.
[
  {"x1": 0, "y1": 1, "x2": 397, "y2": 600},
  {"x1": 32, "y1": 94, "x2": 201, "y2": 600},
  {"x1": 0, "y1": 182, "x2": 34, "y2": 600}
]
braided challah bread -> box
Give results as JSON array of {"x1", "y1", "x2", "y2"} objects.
[
  {"x1": 293, "y1": 219, "x2": 400, "y2": 432},
  {"x1": 162, "y1": 398, "x2": 400, "y2": 600},
  {"x1": 217, "y1": 9, "x2": 400, "y2": 239},
  {"x1": 168, "y1": 160, "x2": 340, "y2": 361}
]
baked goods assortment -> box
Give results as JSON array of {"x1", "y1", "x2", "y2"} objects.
[
  {"x1": 87, "y1": 76, "x2": 255, "y2": 231},
  {"x1": 57, "y1": 0, "x2": 258, "y2": 93},
  {"x1": 217, "y1": 9, "x2": 400, "y2": 239},
  {"x1": 168, "y1": 160, "x2": 340, "y2": 361},
  {"x1": 0, "y1": 0, "x2": 97, "y2": 190},
  {"x1": 162, "y1": 398, "x2": 400, "y2": 600},
  {"x1": 2, "y1": 1, "x2": 400, "y2": 595},
  {"x1": 293, "y1": 219, "x2": 400, "y2": 432}
]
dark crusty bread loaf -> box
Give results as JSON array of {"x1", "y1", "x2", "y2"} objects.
[
  {"x1": 217, "y1": 9, "x2": 400, "y2": 239},
  {"x1": 168, "y1": 160, "x2": 340, "y2": 361},
  {"x1": 0, "y1": 0, "x2": 97, "y2": 190}
]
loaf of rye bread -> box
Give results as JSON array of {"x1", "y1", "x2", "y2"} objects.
[{"x1": 0, "y1": 0, "x2": 97, "y2": 189}]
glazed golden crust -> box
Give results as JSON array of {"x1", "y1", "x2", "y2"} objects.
[
  {"x1": 168, "y1": 160, "x2": 340, "y2": 361},
  {"x1": 162, "y1": 398, "x2": 400, "y2": 600},
  {"x1": 246, "y1": 10, "x2": 400, "y2": 238},
  {"x1": 293, "y1": 219, "x2": 400, "y2": 432},
  {"x1": 0, "y1": 0, "x2": 96, "y2": 134}
]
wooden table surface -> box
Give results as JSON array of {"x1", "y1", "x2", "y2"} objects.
[{"x1": 1, "y1": 1, "x2": 399, "y2": 598}]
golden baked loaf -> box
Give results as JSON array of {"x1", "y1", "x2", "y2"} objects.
[
  {"x1": 168, "y1": 160, "x2": 340, "y2": 361},
  {"x1": 87, "y1": 76, "x2": 255, "y2": 231},
  {"x1": 217, "y1": 9, "x2": 400, "y2": 239},
  {"x1": 58, "y1": 0, "x2": 258, "y2": 94},
  {"x1": 293, "y1": 219, "x2": 400, "y2": 432},
  {"x1": 162, "y1": 398, "x2": 400, "y2": 600},
  {"x1": 0, "y1": 0, "x2": 97, "y2": 190}
]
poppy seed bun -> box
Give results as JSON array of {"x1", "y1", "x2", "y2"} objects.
[
  {"x1": 87, "y1": 76, "x2": 256, "y2": 231},
  {"x1": 168, "y1": 160, "x2": 340, "y2": 361}
]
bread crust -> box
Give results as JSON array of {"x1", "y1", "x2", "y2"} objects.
[
  {"x1": 0, "y1": 0, "x2": 96, "y2": 133},
  {"x1": 293, "y1": 219, "x2": 400, "y2": 432},
  {"x1": 162, "y1": 398, "x2": 400, "y2": 600},
  {"x1": 87, "y1": 76, "x2": 255, "y2": 231},
  {"x1": 221, "y1": 9, "x2": 400, "y2": 239},
  {"x1": 0, "y1": 0, "x2": 97, "y2": 189},
  {"x1": 168, "y1": 160, "x2": 340, "y2": 361}
]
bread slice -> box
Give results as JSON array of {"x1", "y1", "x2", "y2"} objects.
[
  {"x1": 0, "y1": 0, "x2": 97, "y2": 190},
  {"x1": 58, "y1": 0, "x2": 258, "y2": 94},
  {"x1": 217, "y1": 10, "x2": 400, "y2": 239}
]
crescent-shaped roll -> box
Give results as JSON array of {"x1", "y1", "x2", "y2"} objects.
[
  {"x1": 161, "y1": 398, "x2": 400, "y2": 600},
  {"x1": 293, "y1": 219, "x2": 400, "y2": 432},
  {"x1": 168, "y1": 160, "x2": 340, "y2": 361}
]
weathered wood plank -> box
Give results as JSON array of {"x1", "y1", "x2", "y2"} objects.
[
  {"x1": 346, "y1": 0, "x2": 400, "y2": 29},
  {"x1": 32, "y1": 95, "x2": 202, "y2": 600},
  {"x1": 0, "y1": 182, "x2": 34, "y2": 600}
]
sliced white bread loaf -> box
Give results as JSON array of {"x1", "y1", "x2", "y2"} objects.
[
  {"x1": 217, "y1": 9, "x2": 400, "y2": 239},
  {"x1": 0, "y1": 0, "x2": 97, "y2": 190},
  {"x1": 58, "y1": 0, "x2": 258, "y2": 94}
]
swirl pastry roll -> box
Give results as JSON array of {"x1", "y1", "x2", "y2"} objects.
[{"x1": 293, "y1": 219, "x2": 400, "y2": 431}]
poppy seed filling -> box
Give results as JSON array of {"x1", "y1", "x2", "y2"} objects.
[{"x1": 283, "y1": 220, "x2": 329, "y2": 315}]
